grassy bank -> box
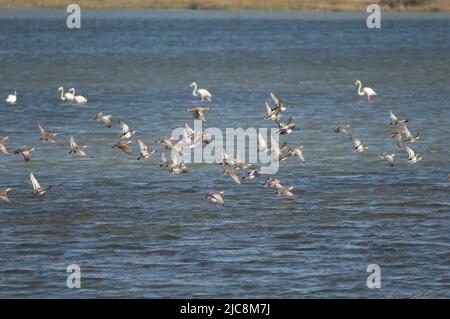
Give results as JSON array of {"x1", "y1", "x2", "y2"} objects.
[{"x1": 0, "y1": 0, "x2": 449, "y2": 11}]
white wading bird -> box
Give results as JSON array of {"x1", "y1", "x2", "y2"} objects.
[
  {"x1": 190, "y1": 82, "x2": 212, "y2": 102},
  {"x1": 58, "y1": 87, "x2": 74, "y2": 101},
  {"x1": 5, "y1": 91, "x2": 17, "y2": 104},
  {"x1": 69, "y1": 88, "x2": 88, "y2": 104},
  {"x1": 355, "y1": 80, "x2": 377, "y2": 102}
]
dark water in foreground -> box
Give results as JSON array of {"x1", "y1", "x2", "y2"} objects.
[{"x1": 0, "y1": 9, "x2": 449, "y2": 298}]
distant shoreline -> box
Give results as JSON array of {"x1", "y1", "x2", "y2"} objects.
[{"x1": 0, "y1": 1, "x2": 449, "y2": 12}]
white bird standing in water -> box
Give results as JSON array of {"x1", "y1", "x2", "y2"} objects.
[
  {"x1": 355, "y1": 80, "x2": 377, "y2": 102},
  {"x1": 58, "y1": 87, "x2": 74, "y2": 101},
  {"x1": 190, "y1": 82, "x2": 212, "y2": 102},
  {"x1": 69, "y1": 88, "x2": 88, "y2": 104},
  {"x1": 5, "y1": 91, "x2": 17, "y2": 104}
]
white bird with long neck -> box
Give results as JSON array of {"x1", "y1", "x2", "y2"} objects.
[
  {"x1": 5, "y1": 91, "x2": 16, "y2": 104},
  {"x1": 58, "y1": 87, "x2": 74, "y2": 101},
  {"x1": 190, "y1": 82, "x2": 212, "y2": 102},
  {"x1": 69, "y1": 88, "x2": 88, "y2": 104},
  {"x1": 355, "y1": 80, "x2": 377, "y2": 102}
]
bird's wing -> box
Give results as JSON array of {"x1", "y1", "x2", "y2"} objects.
[
  {"x1": 38, "y1": 124, "x2": 47, "y2": 136},
  {"x1": 270, "y1": 92, "x2": 279, "y2": 105},
  {"x1": 171, "y1": 152, "x2": 179, "y2": 166},
  {"x1": 0, "y1": 194, "x2": 11, "y2": 203},
  {"x1": 389, "y1": 110, "x2": 397, "y2": 121},
  {"x1": 182, "y1": 129, "x2": 191, "y2": 145},
  {"x1": 350, "y1": 136, "x2": 362, "y2": 147},
  {"x1": 213, "y1": 194, "x2": 224, "y2": 205},
  {"x1": 222, "y1": 148, "x2": 230, "y2": 161},
  {"x1": 403, "y1": 125, "x2": 412, "y2": 138},
  {"x1": 119, "y1": 121, "x2": 129, "y2": 133},
  {"x1": 22, "y1": 150, "x2": 31, "y2": 161},
  {"x1": 388, "y1": 156, "x2": 395, "y2": 166},
  {"x1": 198, "y1": 111, "x2": 206, "y2": 122},
  {"x1": 160, "y1": 152, "x2": 167, "y2": 163},
  {"x1": 405, "y1": 146, "x2": 415, "y2": 159},
  {"x1": 184, "y1": 122, "x2": 194, "y2": 135},
  {"x1": 294, "y1": 147, "x2": 305, "y2": 159},
  {"x1": 270, "y1": 135, "x2": 281, "y2": 156},
  {"x1": 104, "y1": 115, "x2": 112, "y2": 126},
  {"x1": 229, "y1": 172, "x2": 241, "y2": 184},
  {"x1": 198, "y1": 89, "x2": 211, "y2": 97},
  {"x1": 69, "y1": 136, "x2": 77, "y2": 149},
  {"x1": 0, "y1": 144, "x2": 8, "y2": 154},
  {"x1": 235, "y1": 154, "x2": 242, "y2": 165},
  {"x1": 136, "y1": 139, "x2": 147, "y2": 153},
  {"x1": 258, "y1": 133, "x2": 267, "y2": 150},
  {"x1": 264, "y1": 100, "x2": 272, "y2": 116},
  {"x1": 285, "y1": 117, "x2": 294, "y2": 126},
  {"x1": 30, "y1": 173, "x2": 41, "y2": 190},
  {"x1": 364, "y1": 87, "x2": 377, "y2": 95},
  {"x1": 123, "y1": 145, "x2": 133, "y2": 154}
]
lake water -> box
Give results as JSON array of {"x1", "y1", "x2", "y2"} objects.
[{"x1": 0, "y1": 9, "x2": 449, "y2": 298}]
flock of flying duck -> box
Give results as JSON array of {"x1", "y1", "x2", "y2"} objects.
[{"x1": 0, "y1": 80, "x2": 445, "y2": 205}]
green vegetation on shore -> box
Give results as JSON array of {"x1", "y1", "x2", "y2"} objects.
[{"x1": 0, "y1": 0, "x2": 449, "y2": 11}]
